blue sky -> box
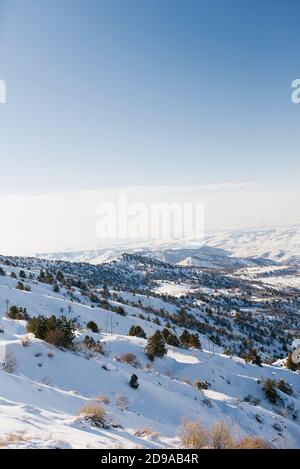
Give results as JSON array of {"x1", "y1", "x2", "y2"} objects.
[
  {"x1": 0, "y1": 0, "x2": 299, "y2": 193},
  {"x1": 0, "y1": 0, "x2": 299, "y2": 252}
]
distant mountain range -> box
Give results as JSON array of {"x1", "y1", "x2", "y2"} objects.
[{"x1": 36, "y1": 225, "x2": 300, "y2": 269}]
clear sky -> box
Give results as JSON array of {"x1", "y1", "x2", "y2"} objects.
[{"x1": 0, "y1": 0, "x2": 299, "y2": 253}]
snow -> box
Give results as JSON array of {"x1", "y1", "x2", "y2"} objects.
[{"x1": 0, "y1": 261, "x2": 299, "y2": 449}]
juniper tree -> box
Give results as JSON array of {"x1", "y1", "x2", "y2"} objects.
[
  {"x1": 161, "y1": 327, "x2": 180, "y2": 347},
  {"x1": 128, "y1": 325, "x2": 147, "y2": 339},
  {"x1": 129, "y1": 374, "x2": 139, "y2": 389},
  {"x1": 145, "y1": 331, "x2": 167, "y2": 361}
]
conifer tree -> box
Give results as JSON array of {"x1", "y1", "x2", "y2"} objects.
[
  {"x1": 145, "y1": 331, "x2": 167, "y2": 361},
  {"x1": 129, "y1": 374, "x2": 139, "y2": 389}
]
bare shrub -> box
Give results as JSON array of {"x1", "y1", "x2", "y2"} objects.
[
  {"x1": 210, "y1": 420, "x2": 235, "y2": 449},
  {"x1": 120, "y1": 353, "x2": 140, "y2": 367},
  {"x1": 95, "y1": 395, "x2": 110, "y2": 405},
  {"x1": 45, "y1": 330, "x2": 69, "y2": 348},
  {"x1": 0, "y1": 432, "x2": 28, "y2": 448},
  {"x1": 79, "y1": 403, "x2": 107, "y2": 427},
  {"x1": 3, "y1": 351, "x2": 17, "y2": 373},
  {"x1": 134, "y1": 427, "x2": 160, "y2": 439},
  {"x1": 179, "y1": 419, "x2": 210, "y2": 449},
  {"x1": 194, "y1": 379, "x2": 210, "y2": 391},
  {"x1": 178, "y1": 418, "x2": 270, "y2": 450},
  {"x1": 116, "y1": 393, "x2": 129, "y2": 411},
  {"x1": 236, "y1": 436, "x2": 270, "y2": 449}
]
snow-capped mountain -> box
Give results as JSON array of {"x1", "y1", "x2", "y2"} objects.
[
  {"x1": 36, "y1": 225, "x2": 300, "y2": 268},
  {"x1": 0, "y1": 253, "x2": 299, "y2": 448}
]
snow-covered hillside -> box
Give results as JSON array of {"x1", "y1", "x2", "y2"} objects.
[{"x1": 0, "y1": 255, "x2": 299, "y2": 448}]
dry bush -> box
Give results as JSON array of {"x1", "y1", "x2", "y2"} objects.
[
  {"x1": 45, "y1": 330, "x2": 68, "y2": 347},
  {"x1": 48, "y1": 351, "x2": 54, "y2": 359},
  {"x1": 0, "y1": 432, "x2": 28, "y2": 448},
  {"x1": 236, "y1": 436, "x2": 270, "y2": 449},
  {"x1": 194, "y1": 379, "x2": 210, "y2": 391},
  {"x1": 179, "y1": 419, "x2": 210, "y2": 449},
  {"x1": 145, "y1": 362, "x2": 152, "y2": 370},
  {"x1": 95, "y1": 395, "x2": 110, "y2": 405},
  {"x1": 178, "y1": 418, "x2": 270, "y2": 450},
  {"x1": 79, "y1": 403, "x2": 108, "y2": 427},
  {"x1": 134, "y1": 427, "x2": 160, "y2": 438},
  {"x1": 210, "y1": 420, "x2": 235, "y2": 449},
  {"x1": 116, "y1": 393, "x2": 129, "y2": 411},
  {"x1": 120, "y1": 353, "x2": 140, "y2": 367},
  {"x1": 3, "y1": 351, "x2": 17, "y2": 373}
]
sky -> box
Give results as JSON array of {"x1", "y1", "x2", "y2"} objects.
[{"x1": 0, "y1": 0, "x2": 300, "y2": 254}]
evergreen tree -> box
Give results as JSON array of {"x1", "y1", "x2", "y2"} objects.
[
  {"x1": 7, "y1": 305, "x2": 29, "y2": 320},
  {"x1": 129, "y1": 373, "x2": 139, "y2": 389},
  {"x1": 161, "y1": 327, "x2": 180, "y2": 347},
  {"x1": 277, "y1": 379, "x2": 293, "y2": 396},
  {"x1": 262, "y1": 379, "x2": 279, "y2": 405},
  {"x1": 128, "y1": 325, "x2": 147, "y2": 339},
  {"x1": 145, "y1": 331, "x2": 167, "y2": 361},
  {"x1": 245, "y1": 349, "x2": 262, "y2": 366},
  {"x1": 101, "y1": 285, "x2": 110, "y2": 299},
  {"x1": 56, "y1": 271, "x2": 64, "y2": 282},
  {"x1": 189, "y1": 333, "x2": 201, "y2": 349},
  {"x1": 179, "y1": 329, "x2": 191, "y2": 347},
  {"x1": 27, "y1": 315, "x2": 75, "y2": 348},
  {"x1": 87, "y1": 320, "x2": 99, "y2": 333}
]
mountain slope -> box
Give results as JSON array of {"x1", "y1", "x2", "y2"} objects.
[{"x1": 0, "y1": 255, "x2": 299, "y2": 448}]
